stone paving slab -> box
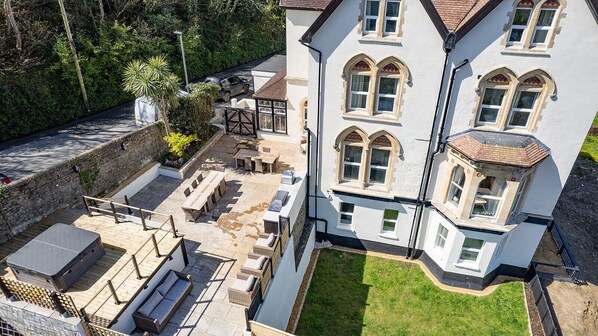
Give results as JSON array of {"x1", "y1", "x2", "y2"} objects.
[{"x1": 130, "y1": 134, "x2": 305, "y2": 335}]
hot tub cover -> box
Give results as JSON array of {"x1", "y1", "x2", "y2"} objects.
[{"x1": 7, "y1": 223, "x2": 101, "y2": 277}]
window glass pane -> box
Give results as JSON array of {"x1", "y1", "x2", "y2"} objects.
[
  {"x1": 472, "y1": 177, "x2": 506, "y2": 217},
  {"x1": 258, "y1": 100, "x2": 271, "y2": 106},
  {"x1": 366, "y1": 1, "x2": 380, "y2": 15},
  {"x1": 479, "y1": 108, "x2": 499, "y2": 123},
  {"x1": 351, "y1": 74, "x2": 370, "y2": 92},
  {"x1": 379, "y1": 77, "x2": 398, "y2": 95},
  {"x1": 383, "y1": 209, "x2": 399, "y2": 220},
  {"x1": 341, "y1": 203, "x2": 355, "y2": 213},
  {"x1": 258, "y1": 107, "x2": 272, "y2": 113},
  {"x1": 459, "y1": 250, "x2": 479, "y2": 262},
  {"x1": 515, "y1": 91, "x2": 538, "y2": 109},
  {"x1": 340, "y1": 214, "x2": 353, "y2": 224},
  {"x1": 532, "y1": 30, "x2": 549, "y2": 44},
  {"x1": 448, "y1": 166, "x2": 465, "y2": 205},
  {"x1": 259, "y1": 113, "x2": 272, "y2": 130},
  {"x1": 274, "y1": 114, "x2": 286, "y2": 132},
  {"x1": 435, "y1": 225, "x2": 448, "y2": 249},
  {"x1": 509, "y1": 28, "x2": 525, "y2": 42},
  {"x1": 377, "y1": 97, "x2": 395, "y2": 112},
  {"x1": 351, "y1": 94, "x2": 368, "y2": 109},
  {"x1": 382, "y1": 221, "x2": 396, "y2": 232},
  {"x1": 513, "y1": 8, "x2": 531, "y2": 25},
  {"x1": 274, "y1": 101, "x2": 286, "y2": 108},
  {"x1": 482, "y1": 88, "x2": 505, "y2": 105},
  {"x1": 369, "y1": 168, "x2": 386, "y2": 184},
  {"x1": 509, "y1": 111, "x2": 531, "y2": 127},
  {"x1": 385, "y1": 20, "x2": 397, "y2": 33},
  {"x1": 386, "y1": 1, "x2": 400, "y2": 17},
  {"x1": 370, "y1": 148, "x2": 390, "y2": 166},
  {"x1": 463, "y1": 238, "x2": 484, "y2": 249},
  {"x1": 365, "y1": 19, "x2": 377, "y2": 31},
  {"x1": 344, "y1": 145, "x2": 363, "y2": 163},
  {"x1": 536, "y1": 9, "x2": 556, "y2": 27}
]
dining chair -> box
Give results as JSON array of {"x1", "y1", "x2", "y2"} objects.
[
  {"x1": 254, "y1": 158, "x2": 264, "y2": 173},
  {"x1": 261, "y1": 147, "x2": 271, "y2": 153},
  {"x1": 244, "y1": 157, "x2": 253, "y2": 171}
]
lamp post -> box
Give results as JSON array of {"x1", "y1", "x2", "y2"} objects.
[{"x1": 174, "y1": 31, "x2": 189, "y2": 91}]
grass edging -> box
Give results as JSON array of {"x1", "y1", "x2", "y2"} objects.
[{"x1": 287, "y1": 249, "x2": 320, "y2": 334}]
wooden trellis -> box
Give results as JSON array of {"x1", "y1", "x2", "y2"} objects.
[{"x1": 82, "y1": 322, "x2": 128, "y2": 336}]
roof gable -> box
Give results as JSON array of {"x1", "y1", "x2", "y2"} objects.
[{"x1": 280, "y1": 0, "x2": 332, "y2": 11}]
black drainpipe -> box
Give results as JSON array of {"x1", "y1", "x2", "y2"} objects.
[
  {"x1": 300, "y1": 40, "x2": 329, "y2": 237},
  {"x1": 406, "y1": 31, "x2": 469, "y2": 258}
]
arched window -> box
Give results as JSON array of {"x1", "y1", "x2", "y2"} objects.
[
  {"x1": 342, "y1": 131, "x2": 365, "y2": 181},
  {"x1": 447, "y1": 165, "x2": 466, "y2": 208},
  {"x1": 376, "y1": 63, "x2": 401, "y2": 114},
  {"x1": 369, "y1": 135, "x2": 393, "y2": 185},
  {"x1": 471, "y1": 176, "x2": 507, "y2": 218},
  {"x1": 508, "y1": 0, "x2": 534, "y2": 44},
  {"x1": 506, "y1": 0, "x2": 563, "y2": 50},
  {"x1": 477, "y1": 73, "x2": 511, "y2": 125},
  {"x1": 508, "y1": 76, "x2": 543, "y2": 128},
  {"x1": 531, "y1": 1, "x2": 560, "y2": 46},
  {"x1": 349, "y1": 60, "x2": 373, "y2": 110}
]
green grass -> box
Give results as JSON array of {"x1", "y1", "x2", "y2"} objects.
[
  {"x1": 580, "y1": 114, "x2": 598, "y2": 163},
  {"x1": 295, "y1": 249, "x2": 529, "y2": 336}
]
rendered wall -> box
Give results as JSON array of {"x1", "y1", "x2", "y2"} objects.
[{"x1": 0, "y1": 123, "x2": 168, "y2": 245}]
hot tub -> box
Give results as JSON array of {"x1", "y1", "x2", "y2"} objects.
[{"x1": 7, "y1": 223, "x2": 105, "y2": 292}]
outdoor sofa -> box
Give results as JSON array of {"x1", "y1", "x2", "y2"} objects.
[{"x1": 133, "y1": 270, "x2": 193, "y2": 334}]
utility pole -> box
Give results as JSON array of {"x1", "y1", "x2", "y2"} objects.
[
  {"x1": 174, "y1": 31, "x2": 189, "y2": 91},
  {"x1": 57, "y1": 0, "x2": 91, "y2": 113}
]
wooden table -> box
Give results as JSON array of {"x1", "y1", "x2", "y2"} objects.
[
  {"x1": 181, "y1": 170, "x2": 226, "y2": 221},
  {"x1": 234, "y1": 149, "x2": 280, "y2": 173}
]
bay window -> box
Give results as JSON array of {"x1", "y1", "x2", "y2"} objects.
[
  {"x1": 472, "y1": 176, "x2": 507, "y2": 218},
  {"x1": 459, "y1": 238, "x2": 484, "y2": 263},
  {"x1": 447, "y1": 166, "x2": 466, "y2": 208}
]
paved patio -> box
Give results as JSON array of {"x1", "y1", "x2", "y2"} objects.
[{"x1": 129, "y1": 134, "x2": 305, "y2": 336}]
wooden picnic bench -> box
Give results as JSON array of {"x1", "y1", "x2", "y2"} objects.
[
  {"x1": 234, "y1": 149, "x2": 280, "y2": 173},
  {"x1": 181, "y1": 170, "x2": 226, "y2": 221}
]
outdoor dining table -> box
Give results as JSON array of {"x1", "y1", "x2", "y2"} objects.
[
  {"x1": 181, "y1": 170, "x2": 226, "y2": 221},
  {"x1": 233, "y1": 149, "x2": 280, "y2": 173}
]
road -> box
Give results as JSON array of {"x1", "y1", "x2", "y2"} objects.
[{"x1": 0, "y1": 54, "x2": 273, "y2": 182}]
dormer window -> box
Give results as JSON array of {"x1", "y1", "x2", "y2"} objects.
[
  {"x1": 360, "y1": 0, "x2": 403, "y2": 38},
  {"x1": 504, "y1": 0, "x2": 563, "y2": 51}
]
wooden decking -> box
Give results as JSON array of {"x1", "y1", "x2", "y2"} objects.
[{"x1": 0, "y1": 209, "x2": 182, "y2": 326}]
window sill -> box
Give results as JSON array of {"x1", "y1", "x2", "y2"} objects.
[
  {"x1": 342, "y1": 113, "x2": 401, "y2": 125},
  {"x1": 358, "y1": 36, "x2": 402, "y2": 45},
  {"x1": 332, "y1": 183, "x2": 395, "y2": 200},
  {"x1": 336, "y1": 224, "x2": 354, "y2": 232},
  {"x1": 500, "y1": 48, "x2": 551, "y2": 58},
  {"x1": 379, "y1": 233, "x2": 398, "y2": 240},
  {"x1": 454, "y1": 262, "x2": 481, "y2": 272}
]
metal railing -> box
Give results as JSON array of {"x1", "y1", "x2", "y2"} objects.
[
  {"x1": 529, "y1": 274, "x2": 558, "y2": 336},
  {"x1": 544, "y1": 220, "x2": 579, "y2": 280}
]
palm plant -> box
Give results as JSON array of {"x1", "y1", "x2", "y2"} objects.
[{"x1": 123, "y1": 56, "x2": 181, "y2": 135}]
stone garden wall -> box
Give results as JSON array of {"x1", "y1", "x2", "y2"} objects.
[
  {"x1": 0, "y1": 300, "x2": 85, "y2": 336},
  {"x1": 0, "y1": 123, "x2": 168, "y2": 244}
]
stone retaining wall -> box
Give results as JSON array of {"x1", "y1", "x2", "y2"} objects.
[
  {"x1": 0, "y1": 299, "x2": 85, "y2": 336},
  {"x1": 0, "y1": 123, "x2": 168, "y2": 244}
]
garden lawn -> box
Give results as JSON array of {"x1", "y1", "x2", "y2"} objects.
[{"x1": 295, "y1": 249, "x2": 528, "y2": 336}]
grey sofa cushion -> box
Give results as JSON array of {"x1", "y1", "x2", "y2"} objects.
[
  {"x1": 138, "y1": 291, "x2": 163, "y2": 317},
  {"x1": 149, "y1": 298, "x2": 177, "y2": 325},
  {"x1": 165, "y1": 279, "x2": 190, "y2": 301},
  {"x1": 157, "y1": 271, "x2": 179, "y2": 296}
]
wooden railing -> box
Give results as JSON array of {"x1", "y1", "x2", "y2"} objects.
[
  {"x1": 0, "y1": 276, "x2": 81, "y2": 318},
  {"x1": 82, "y1": 196, "x2": 178, "y2": 238},
  {"x1": 248, "y1": 320, "x2": 294, "y2": 336}
]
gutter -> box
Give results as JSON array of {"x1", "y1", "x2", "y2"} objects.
[
  {"x1": 406, "y1": 31, "x2": 469, "y2": 258},
  {"x1": 300, "y1": 40, "x2": 329, "y2": 238}
]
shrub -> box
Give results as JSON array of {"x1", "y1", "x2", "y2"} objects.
[
  {"x1": 164, "y1": 132, "x2": 199, "y2": 159},
  {"x1": 170, "y1": 82, "x2": 220, "y2": 138}
]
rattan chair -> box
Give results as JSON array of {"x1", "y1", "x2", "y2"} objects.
[
  {"x1": 228, "y1": 273, "x2": 261, "y2": 307},
  {"x1": 252, "y1": 233, "x2": 279, "y2": 257}
]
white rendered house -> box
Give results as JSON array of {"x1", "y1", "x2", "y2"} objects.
[{"x1": 280, "y1": 0, "x2": 598, "y2": 289}]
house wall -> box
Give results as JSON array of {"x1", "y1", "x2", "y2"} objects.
[
  {"x1": 0, "y1": 123, "x2": 168, "y2": 245},
  {"x1": 430, "y1": 0, "x2": 598, "y2": 218}
]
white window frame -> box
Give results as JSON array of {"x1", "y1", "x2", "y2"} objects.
[
  {"x1": 471, "y1": 177, "x2": 507, "y2": 219},
  {"x1": 507, "y1": 90, "x2": 539, "y2": 129},
  {"x1": 363, "y1": 0, "x2": 380, "y2": 34},
  {"x1": 375, "y1": 75, "x2": 399, "y2": 114},
  {"x1": 434, "y1": 224, "x2": 449, "y2": 250},
  {"x1": 447, "y1": 165, "x2": 465, "y2": 208},
  {"x1": 380, "y1": 209, "x2": 399, "y2": 236},
  {"x1": 349, "y1": 73, "x2": 371, "y2": 110},
  {"x1": 383, "y1": 0, "x2": 401, "y2": 35},
  {"x1": 342, "y1": 144, "x2": 363, "y2": 182},
  {"x1": 339, "y1": 202, "x2": 355, "y2": 230},
  {"x1": 508, "y1": 6, "x2": 533, "y2": 45},
  {"x1": 368, "y1": 147, "x2": 390, "y2": 185},
  {"x1": 477, "y1": 87, "x2": 507, "y2": 125},
  {"x1": 257, "y1": 99, "x2": 273, "y2": 132},
  {"x1": 531, "y1": 8, "x2": 557, "y2": 47},
  {"x1": 510, "y1": 176, "x2": 528, "y2": 217},
  {"x1": 458, "y1": 238, "x2": 484, "y2": 264}
]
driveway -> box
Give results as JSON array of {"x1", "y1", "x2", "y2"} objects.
[{"x1": 0, "y1": 53, "x2": 280, "y2": 182}]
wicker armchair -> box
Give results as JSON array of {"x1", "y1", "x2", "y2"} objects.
[
  {"x1": 252, "y1": 233, "x2": 279, "y2": 257},
  {"x1": 228, "y1": 272, "x2": 261, "y2": 307},
  {"x1": 241, "y1": 253, "x2": 272, "y2": 296}
]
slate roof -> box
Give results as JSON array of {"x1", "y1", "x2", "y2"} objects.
[
  {"x1": 253, "y1": 69, "x2": 287, "y2": 101},
  {"x1": 447, "y1": 130, "x2": 550, "y2": 168},
  {"x1": 280, "y1": 0, "x2": 331, "y2": 11},
  {"x1": 253, "y1": 53, "x2": 287, "y2": 73}
]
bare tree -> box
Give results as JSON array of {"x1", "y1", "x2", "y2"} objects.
[{"x1": 4, "y1": 0, "x2": 22, "y2": 50}]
